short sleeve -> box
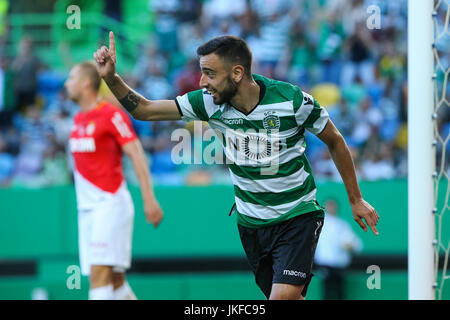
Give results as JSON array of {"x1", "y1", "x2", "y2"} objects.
[
  {"x1": 109, "y1": 109, "x2": 138, "y2": 146},
  {"x1": 175, "y1": 89, "x2": 216, "y2": 123},
  {"x1": 294, "y1": 89, "x2": 329, "y2": 135}
]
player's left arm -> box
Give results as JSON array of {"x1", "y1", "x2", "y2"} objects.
[
  {"x1": 317, "y1": 119, "x2": 380, "y2": 235},
  {"x1": 122, "y1": 140, "x2": 163, "y2": 227}
]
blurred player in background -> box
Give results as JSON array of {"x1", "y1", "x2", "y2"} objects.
[
  {"x1": 65, "y1": 62, "x2": 163, "y2": 300},
  {"x1": 314, "y1": 198, "x2": 362, "y2": 300},
  {"x1": 93, "y1": 32, "x2": 379, "y2": 300}
]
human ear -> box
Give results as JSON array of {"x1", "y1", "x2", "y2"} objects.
[{"x1": 231, "y1": 65, "x2": 245, "y2": 83}]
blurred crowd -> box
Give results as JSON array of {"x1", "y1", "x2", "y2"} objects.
[{"x1": 0, "y1": 0, "x2": 449, "y2": 188}]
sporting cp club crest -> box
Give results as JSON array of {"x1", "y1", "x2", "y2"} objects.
[{"x1": 263, "y1": 114, "x2": 280, "y2": 130}]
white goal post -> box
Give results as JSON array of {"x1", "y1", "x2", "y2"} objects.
[{"x1": 408, "y1": 0, "x2": 435, "y2": 300}]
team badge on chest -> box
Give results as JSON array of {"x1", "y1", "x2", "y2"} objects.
[
  {"x1": 86, "y1": 122, "x2": 96, "y2": 136},
  {"x1": 263, "y1": 112, "x2": 280, "y2": 130}
]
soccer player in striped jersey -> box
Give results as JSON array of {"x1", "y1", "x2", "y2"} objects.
[
  {"x1": 94, "y1": 32, "x2": 379, "y2": 300},
  {"x1": 65, "y1": 62, "x2": 163, "y2": 300}
]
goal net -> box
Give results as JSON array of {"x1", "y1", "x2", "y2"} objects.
[{"x1": 432, "y1": 0, "x2": 450, "y2": 301}]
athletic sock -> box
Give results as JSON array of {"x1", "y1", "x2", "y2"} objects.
[
  {"x1": 89, "y1": 284, "x2": 114, "y2": 300},
  {"x1": 114, "y1": 281, "x2": 137, "y2": 300}
]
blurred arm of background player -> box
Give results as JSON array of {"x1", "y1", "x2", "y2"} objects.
[
  {"x1": 94, "y1": 31, "x2": 181, "y2": 121},
  {"x1": 122, "y1": 139, "x2": 163, "y2": 227}
]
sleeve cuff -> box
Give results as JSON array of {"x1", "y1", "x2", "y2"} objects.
[{"x1": 174, "y1": 98, "x2": 184, "y2": 117}]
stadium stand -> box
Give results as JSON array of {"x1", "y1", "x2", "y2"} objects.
[{"x1": 0, "y1": 0, "x2": 427, "y2": 188}]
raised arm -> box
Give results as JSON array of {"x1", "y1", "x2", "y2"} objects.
[
  {"x1": 94, "y1": 31, "x2": 181, "y2": 121},
  {"x1": 317, "y1": 119, "x2": 380, "y2": 235}
]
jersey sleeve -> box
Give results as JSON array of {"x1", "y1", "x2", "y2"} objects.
[
  {"x1": 293, "y1": 88, "x2": 330, "y2": 135},
  {"x1": 175, "y1": 89, "x2": 215, "y2": 122},
  {"x1": 109, "y1": 108, "x2": 138, "y2": 146}
]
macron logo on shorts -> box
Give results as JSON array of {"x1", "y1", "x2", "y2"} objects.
[{"x1": 283, "y1": 269, "x2": 307, "y2": 278}]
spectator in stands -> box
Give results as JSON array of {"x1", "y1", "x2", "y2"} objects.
[
  {"x1": 313, "y1": 148, "x2": 342, "y2": 182},
  {"x1": 238, "y1": 8, "x2": 260, "y2": 41},
  {"x1": 45, "y1": 87, "x2": 77, "y2": 116},
  {"x1": 379, "y1": 42, "x2": 405, "y2": 83},
  {"x1": 341, "y1": 0, "x2": 366, "y2": 35},
  {"x1": 0, "y1": 56, "x2": 16, "y2": 126},
  {"x1": 132, "y1": 44, "x2": 168, "y2": 86},
  {"x1": 178, "y1": 0, "x2": 203, "y2": 24},
  {"x1": 0, "y1": 134, "x2": 14, "y2": 185},
  {"x1": 287, "y1": 20, "x2": 316, "y2": 87},
  {"x1": 0, "y1": 56, "x2": 6, "y2": 112},
  {"x1": 178, "y1": 22, "x2": 206, "y2": 60},
  {"x1": 174, "y1": 58, "x2": 201, "y2": 96},
  {"x1": 1, "y1": 124, "x2": 20, "y2": 156},
  {"x1": 377, "y1": 84, "x2": 400, "y2": 142},
  {"x1": 248, "y1": 0, "x2": 296, "y2": 78},
  {"x1": 328, "y1": 99, "x2": 355, "y2": 138},
  {"x1": 142, "y1": 59, "x2": 174, "y2": 100},
  {"x1": 202, "y1": 0, "x2": 247, "y2": 22},
  {"x1": 104, "y1": 0, "x2": 122, "y2": 21},
  {"x1": 44, "y1": 92, "x2": 75, "y2": 162},
  {"x1": 205, "y1": 16, "x2": 242, "y2": 40},
  {"x1": 148, "y1": 121, "x2": 182, "y2": 185},
  {"x1": 350, "y1": 97, "x2": 383, "y2": 147},
  {"x1": 32, "y1": 130, "x2": 71, "y2": 186},
  {"x1": 316, "y1": 12, "x2": 345, "y2": 84},
  {"x1": 341, "y1": 76, "x2": 367, "y2": 112},
  {"x1": 150, "y1": 0, "x2": 180, "y2": 53},
  {"x1": 12, "y1": 105, "x2": 53, "y2": 186},
  {"x1": 360, "y1": 143, "x2": 396, "y2": 181},
  {"x1": 341, "y1": 27, "x2": 375, "y2": 86},
  {"x1": 11, "y1": 36, "x2": 43, "y2": 112}
]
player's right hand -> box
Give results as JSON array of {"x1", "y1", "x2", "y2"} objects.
[
  {"x1": 351, "y1": 198, "x2": 379, "y2": 236},
  {"x1": 93, "y1": 31, "x2": 116, "y2": 81},
  {"x1": 144, "y1": 198, "x2": 164, "y2": 228}
]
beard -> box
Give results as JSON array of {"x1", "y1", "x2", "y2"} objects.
[
  {"x1": 65, "y1": 87, "x2": 79, "y2": 103},
  {"x1": 67, "y1": 91, "x2": 78, "y2": 103},
  {"x1": 212, "y1": 76, "x2": 238, "y2": 105}
]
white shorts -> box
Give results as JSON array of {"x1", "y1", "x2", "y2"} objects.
[{"x1": 77, "y1": 184, "x2": 134, "y2": 276}]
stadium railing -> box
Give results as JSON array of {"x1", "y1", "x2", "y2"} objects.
[{"x1": 5, "y1": 12, "x2": 148, "y2": 73}]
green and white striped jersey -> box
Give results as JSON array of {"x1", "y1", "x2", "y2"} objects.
[{"x1": 175, "y1": 74, "x2": 329, "y2": 228}]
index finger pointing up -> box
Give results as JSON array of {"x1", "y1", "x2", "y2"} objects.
[{"x1": 109, "y1": 31, "x2": 116, "y2": 54}]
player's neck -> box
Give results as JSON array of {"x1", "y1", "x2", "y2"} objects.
[
  {"x1": 79, "y1": 92, "x2": 101, "y2": 113},
  {"x1": 230, "y1": 78, "x2": 261, "y2": 114}
]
